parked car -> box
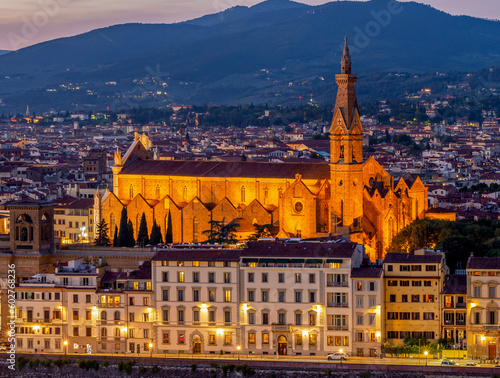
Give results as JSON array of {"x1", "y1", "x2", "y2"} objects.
[
  {"x1": 327, "y1": 353, "x2": 348, "y2": 361},
  {"x1": 465, "y1": 362, "x2": 479, "y2": 367},
  {"x1": 441, "y1": 360, "x2": 457, "y2": 366}
]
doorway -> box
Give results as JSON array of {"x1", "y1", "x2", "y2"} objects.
[
  {"x1": 277, "y1": 335, "x2": 287, "y2": 355},
  {"x1": 489, "y1": 344, "x2": 496, "y2": 360},
  {"x1": 193, "y1": 335, "x2": 201, "y2": 354}
]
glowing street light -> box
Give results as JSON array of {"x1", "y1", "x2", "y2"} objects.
[
  {"x1": 63, "y1": 340, "x2": 68, "y2": 356},
  {"x1": 237, "y1": 345, "x2": 241, "y2": 361},
  {"x1": 424, "y1": 350, "x2": 428, "y2": 366},
  {"x1": 149, "y1": 343, "x2": 153, "y2": 358}
]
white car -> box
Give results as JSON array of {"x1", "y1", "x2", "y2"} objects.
[{"x1": 327, "y1": 353, "x2": 348, "y2": 361}]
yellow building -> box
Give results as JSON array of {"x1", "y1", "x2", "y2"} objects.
[
  {"x1": 467, "y1": 257, "x2": 500, "y2": 360},
  {"x1": 383, "y1": 249, "x2": 448, "y2": 345},
  {"x1": 96, "y1": 39, "x2": 428, "y2": 260}
]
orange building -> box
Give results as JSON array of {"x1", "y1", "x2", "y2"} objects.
[{"x1": 95, "y1": 39, "x2": 428, "y2": 260}]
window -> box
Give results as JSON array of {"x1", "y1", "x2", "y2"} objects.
[
  {"x1": 224, "y1": 310, "x2": 231, "y2": 324},
  {"x1": 248, "y1": 312, "x2": 255, "y2": 325},
  {"x1": 208, "y1": 261, "x2": 215, "y2": 267},
  {"x1": 490, "y1": 286, "x2": 496, "y2": 299},
  {"x1": 389, "y1": 294, "x2": 396, "y2": 303},
  {"x1": 369, "y1": 282, "x2": 375, "y2": 291},
  {"x1": 278, "y1": 312, "x2": 286, "y2": 324},
  {"x1": 310, "y1": 313, "x2": 316, "y2": 326},
  {"x1": 400, "y1": 312, "x2": 410, "y2": 320},
  {"x1": 388, "y1": 280, "x2": 397, "y2": 286},
  {"x1": 129, "y1": 313, "x2": 135, "y2": 322},
  {"x1": 474, "y1": 312, "x2": 481, "y2": 324},
  {"x1": 86, "y1": 310, "x2": 91, "y2": 320},
  {"x1": 356, "y1": 297, "x2": 363, "y2": 308},
  {"x1": 193, "y1": 310, "x2": 200, "y2": 324},
  {"x1": 295, "y1": 291, "x2": 302, "y2": 303},
  {"x1": 474, "y1": 286, "x2": 481, "y2": 298},
  {"x1": 295, "y1": 273, "x2": 301, "y2": 283},
  {"x1": 412, "y1": 281, "x2": 422, "y2": 287},
  {"x1": 224, "y1": 273, "x2": 231, "y2": 283},
  {"x1": 178, "y1": 271, "x2": 185, "y2": 283},
  {"x1": 73, "y1": 326, "x2": 79, "y2": 336},
  {"x1": 369, "y1": 314, "x2": 375, "y2": 325},
  {"x1": 278, "y1": 291, "x2": 285, "y2": 302},
  {"x1": 73, "y1": 294, "x2": 78, "y2": 303},
  {"x1": 309, "y1": 274, "x2": 315, "y2": 284},
  {"x1": 278, "y1": 273, "x2": 285, "y2": 283},
  {"x1": 423, "y1": 312, "x2": 435, "y2": 320},
  {"x1": 177, "y1": 289, "x2": 184, "y2": 302},
  {"x1": 162, "y1": 272, "x2": 169, "y2": 282},
  {"x1": 248, "y1": 273, "x2": 254, "y2": 283},
  {"x1": 411, "y1": 265, "x2": 422, "y2": 271},
  {"x1": 208, "y1": 273, "x2": 215, "y2": 283},
  {"x1": 262, "y1": 273, "x2": 268, "y2": 283},
  {"x1": 209, "y1": 310, "x2": 215, "y2": 324},
  {"x1": 387, "y1": 265, "x2": 393, "y2": 271},
  {"x1": 209, "y1": 289, "x2": 216, "y2": 302},
  {"x1": 263, "y1": 333, "x2": 269, "y2": 344},
  {"x1": 357, "y1": 314, "x2": 363, "y2": 325},
  {"x1": 400, "y1": 280, "x2": 409, "y2": 287},
  {"x1": 178, "y1": 333, "x2": 185, "y2": 344},
  {"x1": 224, "y1": 290, "x2": 231, "y2": 302},
  {"x1": 162, "y1": 290, "x2": 169, "y2": 302},
  {"x1": 143, "y1": 297, "x2": 149, "y2": 306},
  {"x1": 295, "y1": 313, "x2": 302, "y2": 325},
  {"x1": 86, "y1": 327, "x2": 92, "y2": 337},
  {"x1": 163, "y1": 332, "x2": 170, "y2": 344},
  {"x1": 248, "y1": 332, "x2": 256, "y2": 345},
  {"x1": 193, "y1": 272, "x2": 199, "y2": 283},
  {"x1": 209, "y1": 334, "x2": 216, "y2": 345},
  {"x1": 369, "y1": 298, "x2": 376, "y2": 308},
  {"x1": 262, "y1": 312, "x2": 269, "y2": 325},
  {"x1": 402, "y1": 294, "x2": 408, "y2": 302},
  {"x1": 425, "y1": 265, "x2": 437, "y2": 271},
  {"x1": 424, "y1": 280, "x2": 431, "y2": 286},
  {"x1": 178, "y1": 309, "x2": 184, "y2": 323},
  {"x1": 193, "y1": 289, "x2": 200, "y2": 302},
  {"x1": 387, "y1": 312, "x2": 398, "y2": 320},
  {"x1": 412, "y1": 295, "x2": 420, "y2": 302},
  {"x1": 400, "y1": 265, "x2": 410, "y2": 272},
  {"x1": 262, "y1": 290, "x2": 269, "y2": 302},
  {"x1": 73, "y1": 310, "x2": 79, "y2": 321},
  {"x1": 309, "y1": 291, "x2": 316, "y2": 303},
  {"x1": 356, "y1": 282, "x2": 363, "y2": 291},
  {"x1": 162, "y1": 309, "x2": 169, "y2": 322},
  {"x1": 248, "y1": 290, "x2": 255, "y2": 302},
  {"x1": 86, "y1": 294, "x2": 91, "y2": 303},
  {"x1": 412, "y1": 312, "x2": 420, "y2": 320},
  {"x1": 387, "y1": 331, "x2": 398, "y2": 339},
  {"x1": 424, "y1": 294, "x2": 434, "y2": 302}
]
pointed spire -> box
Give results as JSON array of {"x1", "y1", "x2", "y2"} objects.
[
  {"x1": 342, "y1": 36, "x2": 351, "y2": 63},
  {"x1": 341, "y1": 36, "x2": 352, "y2": 75}
]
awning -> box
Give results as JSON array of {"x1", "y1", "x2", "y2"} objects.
[
  {"x1": 259, "y1": 259, "x2": 276, "y2": 263},
  {"x1": 242, "y1": 258, "x2": 259, "y2": 263},
  {"x1": 326, "y1": 259, "x2": 343, "y2": 264},
  {"x1": 306, "y1": 259, "x2": 323, "y2": 264},
  {"x1": 275, "y1": 259, "x2": 290, "y2": 263},
  {"x1": 290, "y1": 259, "x2": 305, "y2": 263}
]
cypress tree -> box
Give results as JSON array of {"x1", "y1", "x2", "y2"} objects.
[
  {"x1": 127, "y1": 219, "x2": 135, "y2": 247},
  {"x1": 117, "y1": 207, "x2": 129, "y2": 247},
  {"x1": 165, "y1": 210, "x2": 173, "y2": 244},
  {"x1": 113, "y1": 226, "x2": 118, "y2": 247},
  {"x1": 137, "y1": 212, "x2": 149, "y2": 246},
  {"x1": 94, "y1": 219, "x2": 111, "y2": 246},
  {"x1": 149, "y1": 219, "x2": 163, "y2": 245}
]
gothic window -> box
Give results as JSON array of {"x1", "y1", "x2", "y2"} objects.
[
  {"x1": 340, "y1": 144, "x2": 345, "y2": 159},
  {"x1": 183, "y1": 186, "x2": 187, "y2": 201},
  {"x1": 110, "y1": 214, "x2": 115, "y2": 234},
  {"x1": 278, "y1": 187, "x2": 283, "y2": 198},
  {"x1": 156, "y1": 185, "x2": 160, "y2": 199},
  {"x1": 129, "y1": 185, "x2": 134, "y2": 199},
  {"x1": 193, "y1": 217, "x2": 198, "y2": 243},
  {"x1": 241, "y1": 186, "x2": 246, "y2": 203},
  {"x1": 264, "y1": 187, "x2": 269, "y2": 205},
  {"x1": 136, "y1": 214, "x2": 140, "y2": 237}
]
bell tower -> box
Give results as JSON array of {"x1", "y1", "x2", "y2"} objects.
[{"x1": 330, "y1": 37, "x2": 364, "y2": 233}]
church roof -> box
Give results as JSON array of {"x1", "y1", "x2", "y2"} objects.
[
  {"x1": 119, "y1": 159, "x2": 330, "y2": 180},
  {"x1": 152, "y1": 249, "x2": 242, "y2": 262},
  {"x1": 242, "y1": 241, "x2": 358, "y2": 258}
]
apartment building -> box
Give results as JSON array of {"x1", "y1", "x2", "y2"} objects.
[
  {"x1": 151, "y1": 248, "x2": 241, "y2": 355},
  {"x1": 351, "y1": 266, "x2": 383, "y2": 357},
  {"x1": 467, "y1": 257, "x2": 500, "y2": 359},
  {"x1": 54, "y1": 198, "x2": 94, "y2": 244},
  {"x1": 383, "y1": 250, "x2": 448, "y2": 345},
  {"x1": 441, "y1": 274, "x2": 467, "y2": 349},
  {"x1": 15, "y1": 258, "x2": 101, "y2": 354}
]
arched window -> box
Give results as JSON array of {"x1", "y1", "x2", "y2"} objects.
[
  {"x1": 388, "y1": 218, "x2": 394, "y2": 243},
  {"x1": 101, "y1": 311, "x2": 107, "y2": 320},
  {"x1": 156, "y1": 185, "x2": 160, "y2": 199},
  {"x1": 136, "y1": 214, "x2": 140, "y2": 237},
  {"x1": 278, "y1": 187, "x2": 283, "y2": 198},
  {"x1": 264, "y1": 187, "x2": 269, "y2": 205},
  {"x1": 193, "y1": 217, "x2": 198, "y2": 243},
  {"x1": 114, "y1": 311, "x2": 120, "y2": 321},
  {"x1": 110, "y1": 214, "x2": 115, "y2": 235},
  {"x1": 129, "y1": 185, "x2": 134, "y2": 199},
  {"x1": 114, "y1": 328, "x2": 120, "y2": 337},
  {"x1": 340, "y1": 200, "x2": 344, "y2": 226},
  {"x1": 183, "y1": 186, "x2": 188, "y2": 201},
  {"x1": 101, "y1": 328, "x2": 107, "y2": 337},
  {"x1": 241, "y1": 186, "x2": 246, "y2": 203}
]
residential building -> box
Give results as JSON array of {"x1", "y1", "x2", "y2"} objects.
[
  {"x1": 441, "y1": 274, "x2": 467, "y2": 349},
  {"x1": 383, "y1": 250, "x2": 448, "y2": 345}
]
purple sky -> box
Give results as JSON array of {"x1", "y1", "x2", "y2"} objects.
[{"x1": 0, "y1": 0, "x2": 498, "y2": 51}]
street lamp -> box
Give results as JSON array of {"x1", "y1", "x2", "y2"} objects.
[
  {"x1": 149, "y1": 343, "x2": 153, "y2": 358},
  {"x1": 339, "y1": 348, "x2": 344, "y2": 365},
  {"x1": 63, "y1": 340, "x2": 68, "y2": 356},
  {"x1": 237, "y1": 345, "x2": 241, "y2": 361},
  {"x1": 424, "y1": 350, "x2": 428, "y2": 366}
]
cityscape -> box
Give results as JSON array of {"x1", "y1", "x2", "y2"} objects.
[{"x1": 1, "y1": 0, "x2": 500, "y2": 377}]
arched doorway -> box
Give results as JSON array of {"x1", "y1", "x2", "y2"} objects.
[
  {"x1": 193, "y1": 335, "x2": 201, "y2": 354},
  {"x1": 277, "y1": 335, "x2": 287, "y2": 355}
]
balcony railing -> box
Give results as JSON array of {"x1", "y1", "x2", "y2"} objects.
[
  {"x1": 327, "y1": 282, "x2": 348, "y2": 287},
  {"x1": 328, "y1": 325, "x2": 348, "y2": 331},
  {"x1": 456, "y1": 320, "x2": 465, "y2": 325},
  {"x1": 327, "y1": 302, "x2": 349, "y2": 308},
  {"x1": 444, "y1": 319, "x2": 454, "y2": 325}
]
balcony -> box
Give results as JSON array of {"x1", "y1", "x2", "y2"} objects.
[
  {"x1": 483, "y1": 325, "x2": 500, "y2": 331},
  {"x1": 271, "y1": 324, "x2": 290, "y2": 332},
  {"x1": 327, "y1": 325, "x2": 349, "y2": 331},
  {"x1": 456, "y1": 303, "x2": 466, "y2": 308},
  {"x1": 456, "y1": 320, "x2": 466, "y2": 326},
  {"x1": 444, "y1": 319, "x2": 454, "y2": 325},
  {"x1": 327, "y1": 282, "x2": 348, "y2": 288},
  {"x1": 327, "y1": 302, "x2": 348, "y2": 308}
]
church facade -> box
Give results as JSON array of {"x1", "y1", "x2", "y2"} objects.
[{"x1": 95, "y1": 39, "x2": 427, "y2": 260}]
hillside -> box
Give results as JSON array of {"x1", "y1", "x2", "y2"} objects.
[{"x1": 1, "y1": 0, "x2": 500, "y2": 112}]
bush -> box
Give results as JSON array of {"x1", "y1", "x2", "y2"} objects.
[
  {"x1": 124, "y1": 362, "x2": 133, "y2": 375},
  {"x1": 191, "y1": 364, "x2": 197, "y2": 372},
  {"x1": 222, "y1": 364, "x2": 230, "y2": 377},
  {"x1": 324, "y1": 369, "x2": 331, "y2": 378},
  {"x1": 40, "y1": 359, "x2": 51, "y2": 367},
  {"x1": 101, "y1": 360, "x2": 109, "y2": 368},
  {"x1": 361, "y1": 372, "x2": 371, "y2": 378},
  {"x1": 16, "y1": 357, "x2": 28, "y2": 372},
  {"x1": 152, "y1": 365, "x2": 159, "y2": 374},
  {"x1": 139, "y1": 366, "x2": 147, "y2": 374},
  {"x1": 53, "y1": 359, "x2": 62, "y2": 368},
  {"x1": 62, "y1": 358, "x2": 71, "y2": 366},
  {"x1": 77, "y1": 359, "x2": 86, "y2": 369},
  {"x1": 28, "y1": 359, "x2": 40, "y2": 370},
  {"x1": 88, "y1": 360, "x2": 99, "y2": 371}
]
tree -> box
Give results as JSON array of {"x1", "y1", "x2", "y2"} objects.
[
  {"x1": 165, "y1": 210, "x2": 173, "y2": 244},
  {"x1": 149, "y1": 219, "x2": 163, "y2": 245},
  {"x1": 127, "y1": 220, "x2": 135, "y2": 247},
  {"x1": 117, "y1": 207, "x2": 129, "y2": 247},
  {"x1": 137, "y1": 213, "x2": 149, "y2": 246},
  {"x1": 241, "y1": 153, "x2": 247, "y2": 161},
  {"x1": 94, "y1": 219, "x2": 111, "y2": 246},
  {"x1": 202, "y1": 220, "x2": 238, "y2": 244},
  {"x1": 113, "y1": 226, "x2": 118, "y2": 247},
  {"x1": 248, "y1": 224, "x2": 273, "y2": 241}
]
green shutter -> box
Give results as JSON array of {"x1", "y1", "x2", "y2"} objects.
[
  {"x1": 275, "y1": 259, "x2": 290, "y2": 263},
  {"x1": 259, "y1": 259, "x2": 276, "y2": 263},
  {"x1": 306, "y1": 259, "x2": 323, "y2": 264},
  {"x1": 290, "y1": 259, "x2": 305, "y2": 263},
  {"x1": 242, "y1": 258, "x2": 259, "y2": 263},
  {"x1": 326, "y1": 259, "x2": 343, "y2": 264}
]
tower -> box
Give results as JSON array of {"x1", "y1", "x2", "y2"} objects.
[{"x1": 330, "y1": 37, "x2": 364, "y2": 233}]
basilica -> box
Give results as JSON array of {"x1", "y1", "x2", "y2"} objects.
[{"x1": 95, "y1": 39, "x2": 428, "y2": 260}]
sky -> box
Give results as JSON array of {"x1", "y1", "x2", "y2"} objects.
[{"x1": 0, "y1": 0, "x2": 499, "y2": 51}]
